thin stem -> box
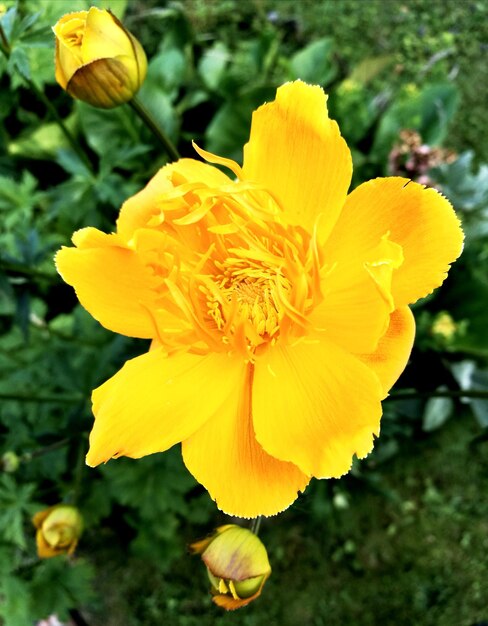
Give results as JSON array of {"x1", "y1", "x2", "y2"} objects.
[
  {"x1": 0, "y1": 391, "x2": 85, "y2": 403},
  {"x1": 22, "y1": 438, "x2": 70, "y2": 461},
  {"x1": 129, "y1": 96, "x2": 180, "y2": 161},
  {"x1": 387, "y1": 389, "x2": 488, "y2": 401},
  {"x1": 72, "y1": 441, "x2": 86, "y2": 505},
  {"x1": 0, "y1": 24, "x2": 94, "y2": 172},
  {"x1": 251, "y1": 516, "x2": 262, "y2": 536}
]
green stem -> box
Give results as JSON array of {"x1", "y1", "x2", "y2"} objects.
[
  {"x1": 0, "y1": 25, "x2": 94, "y2": 172},
  {"x1": 22, "y1": 438, "x2": 70, "y2": 461},
  {"x1": 129, "y1": 96, "x2": 180, "y2": 161},
  {"x1": 0, "y1": 391, "x2": 85, "y2": 403},
  {"x1": 0, "y1": 260, "x2": 58, "y2": 282},
  {"x1": 251, "y1": 516, "x2": 262, "y2": 536},
  {"x1": 387, "y1": 389, "x2": 488, "y2": 401},
  {"x1": 72, "y1": 441, "x2": 86, "y2": 505}
]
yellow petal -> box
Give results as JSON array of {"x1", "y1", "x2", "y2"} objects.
[
  {"x1": 86, "y1": 348, "x2": 245, "y2": 466},
  {"x1": 182, "y1": 364, "x2": 309, "y2": 518},
  {"x1": 242, "y1": 80, "x2": 352, "y2": 241},
  {"x1": 55, "y1": 227, "x2": 160, "y2": 338},
  {"x1": 116, "y1": 159, "x2": 231, "y2": 240},
  {"x1": 81, "y1": 7, "x2": 133, "y2": 64},
  {"x1": 358, "y1": 306, "x2": 416, "y2": 397},
  {"x1": 324, "y1": 177, "x2": 464, "y2": 307},
  {"x1": 252, "y1": 337, "x2": 383, "y2": 478},
  {"x1": 309, "y1": 256, "x2": 393, "y2": 354},
  {"x1": 52, "y1": 12, "x2": 88, "y2": 88}
]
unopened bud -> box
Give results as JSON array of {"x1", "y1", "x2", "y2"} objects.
[
  {"x1": 52, "y1": 7, "x2": 147, "y2": 109},
  {"x1": 1, "y1": 451, "x2": 20, "y2": 473},
  {"x1": 191, "y1": 524, "x2": 271, "y2": 610},
  {"x1": 32, "y1": 505, "x2": 83, "y2": 559}
]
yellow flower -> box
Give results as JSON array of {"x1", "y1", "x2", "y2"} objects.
[
  {"x1": 32, "y1": 505, "x2": 83, "y2": 559},
  {"x1": 191, "y1": 524, "x2": 271, "y2": 610},
  {"x1": 52, "y1": 7, "x2": 147, "y2": 108},
  {"x1": 55, "y1": 81, "x2": 463, "y2": 518}
]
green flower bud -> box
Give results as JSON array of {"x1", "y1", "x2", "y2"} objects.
[
  {"x1": 191, "y1": 524, "x2": 271, "y2": 610},
  {"x1": 1, "y1": 451, "x2": 20, "y2": 473}
]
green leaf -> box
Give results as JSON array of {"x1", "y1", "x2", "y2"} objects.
[
  {"x1": 30, "y1": 558, "x2": 96, "y2": 621},
  {"x1": 0, "y1": 474, "x2": 36, "y2": 548},
  {"x1": 373, "y1": 83, "x2": 459, "y2": 162},
  {"x1": 198, "y1": 41, "x2": 230, "y2": 91},
  {"x1": 147, "y1": 47, "x2": 188, "y2": 96},
  {"x1": 422, "y1": 391, "x2": 453, "y2": 432},
  {"x1": 289, "y1": 37, "x2": 337, "y2": 86},
  {"x1": 205, "y1": 86, "x2": 275, "y2": 163},
  {"x1": 0, "y1": 574, "x2": 32, "y2": 626}
]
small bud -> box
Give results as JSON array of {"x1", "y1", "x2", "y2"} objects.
[
  {"x1": 32, "y1": 505, "x2": 83, "y2": 559},
  {"x1": 431, "y1": 312, "x2": 457, "y2": 341},
  {"x1": 52, "y1": 7, "x2": 147, "y2": 109},
  {"x1": 191, "y1": 524, "x2": 271, "y2": 610},
  {"x1": 1, "y1": 451, "x2": 20, "y2": 473}
]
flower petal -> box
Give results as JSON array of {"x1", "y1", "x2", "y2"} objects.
[
  {"x1": 81, "y1": 7, "x2": 133, "y2": 63},
  {"x1": 55, "y1": 227, "x2": 159, "y2": 338},
  {"x1": 324, "y1": 177, "x2": 464, "y2": 307},
  {"x1": 182, "y1": 364, "x2": 309, "y2": 518},
  {"x1": 252, "y1": 337, "x2": 383, "y2": 478},
  {"x1": 86, "y1": 349, "x2": 245, "y2": 466},
  {"x1": 358, "y1": 306, "x2": 416, "y2": 397},
  {"x1": 116, "y1": 159, "x2": 231, "y2": 240},
  {"x1": 309, "y1": 256, "x2": 394, "y2": 354},
  {"x1": 242, "y1": 80, "x2": 352, "y2": 241}
]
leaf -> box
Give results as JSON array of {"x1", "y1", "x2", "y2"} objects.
[
  {"x1": 289, "y1": 38, "x2": 337, "y2": 86},
  {"x1": 422, "y1": 391, "x2": 454, "y2": 432},
  {"x1": 147, "y1": 47, "x2": 188, "y2": 96},
  {"x1": 349, "y1": 55, "x2": 394, "y2": 85},
  {"x1": 198, "y1": 41, "x2": 230, "y2": 91},
  {"x1": 0, "y1": 474, "x2": 36, "y2": 548},
  {"x1": 205, "y1": 86, "x2": 276, "y2": 163},
  {"x1": 373, "y1": 82, "x2": 459, "y2": 162},
  {"x1": 0, "y1": 575, "x2": 32, "y2": 626}
]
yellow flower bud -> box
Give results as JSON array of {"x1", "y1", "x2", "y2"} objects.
[
  {"x1": 191, "y1": 524, "x2": 272, "y2": 610},
  {"x1": 431, "y1": 312, "x2": 457, "y2": 340},
  {"x1": 32, "y1": 505, "x2": 83, "y2": 559},
  {"x1": 52, "y1": 7, "x2": 147, "y2": 109}
]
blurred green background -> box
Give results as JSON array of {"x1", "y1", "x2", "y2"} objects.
[{"x1": 0, "y1": 0, "x2": 487, "y2": 624}]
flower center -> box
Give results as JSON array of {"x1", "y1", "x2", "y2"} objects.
[{"x1": 207, "y1": 268, "x2": 287, "y2": 345}]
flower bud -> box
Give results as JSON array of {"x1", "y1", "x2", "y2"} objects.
[
  {"x1": 431, "y1": 312, "x2": 457, "y2": 340},
  {"x1": 52, "y1": 7, "x2": 147, "y2": 109},
  {"x1": 32, "y1": 505, "x2": 83, "y2": 559},
  {"x1": 191, "y1": 524, "x2": 271, "y2": 610},
  {"x1": 1, "y1": 451, "x2": 20, "y2": 473}
]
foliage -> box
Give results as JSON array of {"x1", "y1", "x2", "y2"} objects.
[{"x1": 0, "y1": 0, "x2": 486, "y2": 624}]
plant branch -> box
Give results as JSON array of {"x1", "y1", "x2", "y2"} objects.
[
  {"x1": 387, "y1": 389, "x2": 488, "y2": 401},
  {"x1": 129, "y1": 96, "x2": 180, "y2": 161}
]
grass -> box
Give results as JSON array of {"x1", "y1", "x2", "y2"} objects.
[{"x1": 85, "y1": 411, "x2": 488, "y2": 625}]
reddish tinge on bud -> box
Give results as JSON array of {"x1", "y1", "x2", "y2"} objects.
[{"x1": 191, "y1": 524, "x2": 272, "y2": 610}]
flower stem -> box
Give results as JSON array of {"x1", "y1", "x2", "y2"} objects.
[
  {"x1": 129, "y1": 96, "x2": 180, "y2": 161},
  {"x1": 22, "y1": 438, "x2": 70, "y2": 461},
  {"x1": 251, "y1": 516, "x2": 262, "y2": 536},
  {"x1": 387, "y1": 389, "x2": 488, "y2": 401},
  {"x1": 0, "y1": 24, "x2": 94, "y2": 172}
]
